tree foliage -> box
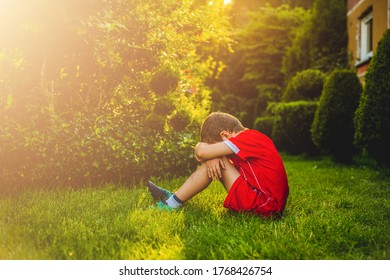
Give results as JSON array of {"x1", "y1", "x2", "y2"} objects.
[
  {"x1": 0, "y1": 0, "x2": 232, "y2": 186},
  {"x1": 238, "y1": 5, "x2": 307, "y2": 94},
  {"x1": 283, "y1": 0, "x2": 348, "y2": 79},
  {"x1": 214, "y1": 4, "x2": 309, "y2": 127},
  {"x1": 309, "y1": 0, "x2": 348, "y2": 71},
  {"x1": 282, "y1": 14, "x2": 312, "y2": 80}
]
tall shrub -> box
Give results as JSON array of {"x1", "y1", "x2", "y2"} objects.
[
  {"x1": 354, "y1": 29, "x2": 390, "y2": 166},
  {"x1": 312, "y1": 69, "x2": 362, "y2": 163}
]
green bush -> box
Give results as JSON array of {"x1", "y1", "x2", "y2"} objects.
[
  {"x1": 150, "y1": 66, "x2": 180, "y2": 96},
  {"x1": 271, "y1": 101, "x2": 318, "y2": 155},
  {"x1": 254, "y1": 116, "x2": 274, "y2": 138},
  {"x1": 311, "y1": 69, "x2": 362, "y2": 163},
  {"x1": 282, "y1": 69, "x2": 326, "y2": 102},
  {"x1": 170, "y1": 110, "x2": 192, "y2": 132},
  {"x1": 154, "y1": 96, "x2": 175, "y2": 116},
  {"x1": 145, "y1": 113, "x2": 166, "y2": 133},
  {"x1": 354, "y1": 29, "x2": 390, "y2": 166},
  {"x1": 0, "y1": 0, "x2": 233, "y2": 187},
  {"x1": 0, "y1": 72, "x2": 204, "y2": 187}
]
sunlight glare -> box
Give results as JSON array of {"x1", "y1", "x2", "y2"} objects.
[
  {"x1": 0, "y1": 1, "x2": 15, "y2": 18},
  {"x1": 209, "y1": 0, "x2": 232, "y2": 6}
]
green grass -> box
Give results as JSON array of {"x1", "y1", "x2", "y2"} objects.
[{"x1": 0, "y1": 155, "x2": 389, "y2": 260}]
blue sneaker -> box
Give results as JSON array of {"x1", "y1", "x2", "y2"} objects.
[
  {"x1": 148, "y1": 181, "x2": 173, "y2": 201},
  {"x1": 149, "y1": 201, "x2": 178, "y2": 211}
]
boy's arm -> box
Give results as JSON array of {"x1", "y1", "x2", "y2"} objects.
[{"x1": 195, "y1": 141, "x2": 233, "y2": 162}]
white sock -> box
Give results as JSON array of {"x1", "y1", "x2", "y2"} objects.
[{"x1": 165, "y1": 194, "x2": 182, "y2": 208}]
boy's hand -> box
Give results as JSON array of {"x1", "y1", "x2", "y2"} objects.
[{"x1": 205, "y1": 157, "x2": 226, "y2": 180}]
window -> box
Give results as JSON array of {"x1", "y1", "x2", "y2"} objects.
[{"x1": 360, "y1": 10, "x2": 373, "y2": 62}]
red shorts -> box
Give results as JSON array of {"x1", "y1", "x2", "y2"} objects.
[{"x1": 223, "y1": 176, "x2": 278, "y2": 217}]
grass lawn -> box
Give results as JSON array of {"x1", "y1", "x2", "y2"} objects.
[{"x1": 0, "y1": 154, "x2": 389, "y2": 260}]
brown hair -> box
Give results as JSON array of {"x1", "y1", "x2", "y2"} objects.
[{"x1": 200, "y1": 112, "x2": 245, "y2": 143}]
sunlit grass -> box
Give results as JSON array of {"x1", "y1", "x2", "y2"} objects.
[{"x1": 0, "y1": 155, "x2": 389, "y2": 260}]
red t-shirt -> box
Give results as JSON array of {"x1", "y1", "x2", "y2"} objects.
[{"x1": 224, "y1": 129, "x2": 289, "y2": 213}]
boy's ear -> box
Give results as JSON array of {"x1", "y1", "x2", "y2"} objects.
[{"x1": 220, "y1": 130, "x2": 229, "y2": 139}]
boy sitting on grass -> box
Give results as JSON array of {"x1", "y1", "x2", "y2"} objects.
[{"x1": 148, "y1": 112, "x2": 289, "y2": 217}]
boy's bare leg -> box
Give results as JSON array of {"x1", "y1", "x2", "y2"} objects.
[
  {"x1": 175, "y1": 156, "x2": 240, "y2": 202},
  {"x1": 174, "y1": 163, "x2": 212, "y2": 202},
  {"x1": 218, "y1": 156, "x2": 241, "y2": 192}
]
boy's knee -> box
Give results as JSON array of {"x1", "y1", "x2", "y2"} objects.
[{"x1": 220, "y1": 156, "x2": 234, "y2": 166}]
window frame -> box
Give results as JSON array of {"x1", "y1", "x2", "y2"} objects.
[{"x1": 359, "y1": 10, "x2": 374, "y2": 63}]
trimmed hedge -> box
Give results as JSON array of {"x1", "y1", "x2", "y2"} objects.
[
  {"x1": 254, "y1": 116, "x2": 274, "y2": 138},
  {"x1": 354, "y1": 29, "x2": 390, "y2": 166},
  {"x1": 311, "y1": 69, "x2": 362, "y2": 163},
  {"x1": 271, "y1": 101, "x2": 318, "y2": 155},
  {"x1": 282, "y1": 69, "x2": 326, "y2": 102}
]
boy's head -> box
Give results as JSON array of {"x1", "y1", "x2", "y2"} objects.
[{"x1": 200, "y1": 112, "x2": 245, "y2": 143}]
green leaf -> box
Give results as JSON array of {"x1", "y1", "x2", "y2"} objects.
[
  {"x1": 92, "y1": 161, "x2": 100, "y2": 168},
  {"x1": 6, "y1": 94, "x2": 14, "y2": 109}
]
